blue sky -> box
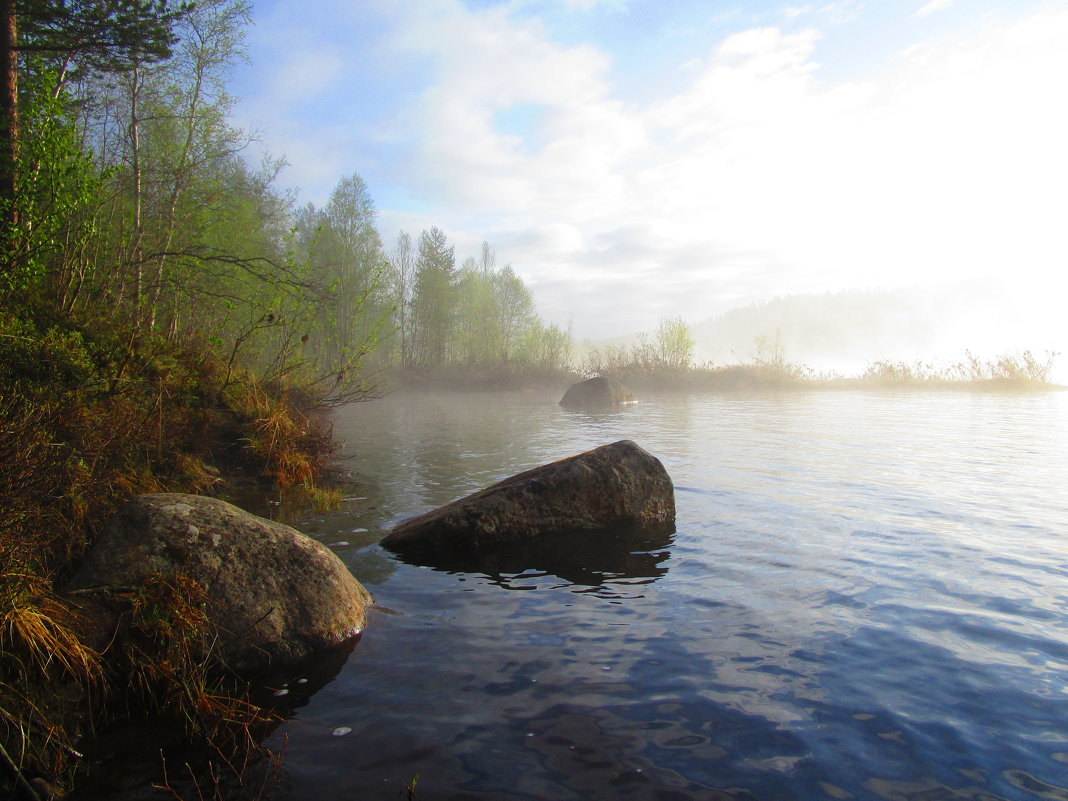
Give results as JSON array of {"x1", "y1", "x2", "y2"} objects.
[{"x1": 231, "y1": 0, "x2": 1068, "y2": 360}]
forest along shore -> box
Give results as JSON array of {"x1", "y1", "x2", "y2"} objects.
[{"x1": 0, "y1": 1, "x2": 570, "y2": 795}]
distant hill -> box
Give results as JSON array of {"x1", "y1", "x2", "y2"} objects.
[
  {"x1": 689, "y1": 284, "x2": 1066, "y2": 377},
  {"x1": 690, "y1": 288, "x2": 947, "y2": 373}
]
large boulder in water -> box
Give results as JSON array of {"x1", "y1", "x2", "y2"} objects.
[
  {"x1": 381, "y1": 440, "x2": 675, "y2": 557},
  {"x1": 559, "y1": 376, "x2": 636, "y2": 410},
  {"x1": 66, "y1": 493, "x2": 372, "y2": 674}
]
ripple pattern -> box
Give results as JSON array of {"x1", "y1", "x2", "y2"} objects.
[{"x1": 274, "y1": 390, "x2": 1068, "y2": 801}]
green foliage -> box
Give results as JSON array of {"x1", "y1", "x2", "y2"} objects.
[
  {"x1": 654, "y1": 316, "x2": 695, "y2": 369},
  {"x1": 392, "y1": 234, "x2": 573, "y2": 378},
  {"x1": 18, "y1": 0, "x2": 192, "y2": 72},
  {"x1": 0, "y1": 70, "x2": 105, "y2": 295},
  {"x1": 283, "y1": 172, "x2": 392, "y2": 404},
  {"x1": 0, "y1": 3, "x2": 395, "y2": 796},
  {"x1": 410, "y1": 226, "x2": 457, "y2": 367},
  {"x1": 582, "y1": 317, "x2": 695, "y2": 377}
]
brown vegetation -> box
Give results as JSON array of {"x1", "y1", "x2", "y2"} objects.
[
  {"x1": 0, "y1": 305, "x2": 338, "y2": 799},
  {"x1": 860, "y1": 349, "x2": 1059, "y2": 387}
]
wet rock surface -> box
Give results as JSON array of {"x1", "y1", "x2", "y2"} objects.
[
  {"x1": 559, "y1": 376, "x2": 636, "y2": 410},
  {"x1": 381, "y1": 440, "x2": 675, "y2": 558},
  {"x1": 66, "y1": 493, "x2": 372, "y2": 674}
]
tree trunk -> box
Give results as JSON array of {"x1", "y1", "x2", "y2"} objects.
[
  {"x1": 150, "y1": 50, "x2": 204, "y2": 342},
  {"x1": 127, "y1": 67, "x2": 145, "y2": 327},
  {"x1": 0, "y1": 0, "x2": 18, "y2": 232}
]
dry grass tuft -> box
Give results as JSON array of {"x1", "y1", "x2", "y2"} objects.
[
  {"x1": 1, "y1": 573, "x2": 101, "y2": 686},
  {"x1": 0, "y1": 566, "x2": 103, "y2": 797},
  {"x1": 116, "y1": 573, "x2": 281, "y2": 801}
]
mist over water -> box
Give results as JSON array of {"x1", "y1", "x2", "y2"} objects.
[{"x1": 268, "y1": 390, "x2": 1068, "y2": 801}]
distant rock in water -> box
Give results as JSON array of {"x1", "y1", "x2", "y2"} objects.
[
  {"x1": 381, "y1": 440, "x2": 675, "y2": 558},
  {"x1": 559, "y1": 376, "x2": 636, "y2": 410},
  {"x1": 66, "y1": 493, "x2": 372, "y2": 674}
]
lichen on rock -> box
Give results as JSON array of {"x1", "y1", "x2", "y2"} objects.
[{"x1": 66, "y1": 493, "x2": 372, "y2": 674}]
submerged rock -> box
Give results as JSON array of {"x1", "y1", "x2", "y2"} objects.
[
  {"x1": 381, "y1": 440, "x2": 675, "y2": 557},
  {"x1": 66, "y1": 493, "x2": 372, "y2": 674},
  {"x1": 559, "y1": 376, "x2": 636, "y2": 410}
]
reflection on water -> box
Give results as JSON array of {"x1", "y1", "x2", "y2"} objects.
[
  {"x1": 391, "y1": 522, "x2": 676, "y2": 593},
  {"x1": 268, "y1": 390, "x2": 1068, "y2": 801}
]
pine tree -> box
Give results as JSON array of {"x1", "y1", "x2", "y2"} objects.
[{"x1": 1, "y1": 0, "x2": 189, "y2": 230}]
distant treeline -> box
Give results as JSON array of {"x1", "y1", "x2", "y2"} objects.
[{"x1": 376, "y1": 226, "x2": 574, "y2": 376}]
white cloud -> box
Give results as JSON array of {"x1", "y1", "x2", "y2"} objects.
[
  {"x1": 784, "y1": 6, "x2": 814, "y2": 20},
  {"x1": 242, "y1": 1, "x2": 1068, "y2": 348},
  {"x1": 375, "y1": 0, "x2": 648, "y2": 232},
  {"x1": 915, "y1": 0, "x2": 955, "y2": 18},
  {"x1": 264, "y1": 49, "x2": 345, "y2": 104},
  {"x1": 239, "y1": 3, "x2": 348, "y2": 105},
  {"x1": 784, "y1": 2, "x2": 863, "y2": 27},
  {"x1": 418, "y1": 6, "x2": 1067, "y2": 341},
  {"x1": 555, "y1": 0, "x2": 626, "y2": 10}
]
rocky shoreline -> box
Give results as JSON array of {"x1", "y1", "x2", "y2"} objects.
[{"x1": 25, "y1": 431, "x2": 676, "y2": 801}]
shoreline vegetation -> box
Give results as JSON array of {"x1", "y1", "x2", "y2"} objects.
[
  {"x1": 0, "y1": 3, "x2": 1062, "y2": 801},
  {"x1": 579, "y1": 351, "x2": 1064, "y2": 395},
  {"x1": 383, "y1": 347, "x2": 1062, "y2": 395},
  {"x1": 1, "y1": 302, "x2": 345, "y2": 801},
  {"x1": 568, "y1": 323, "x2": 1061, "y2": 394}
]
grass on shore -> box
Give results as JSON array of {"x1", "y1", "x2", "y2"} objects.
[
  {"x1": 0, "y1": 302, "x2": 342, "y2": 799},
  {"x1": 858, "y1": 349, "x2": 1059, "y2": 387},
  {"x1": 382, "y1": 348, "x2": 1060, "y2": 396},
  {"x1": 578, "y1": 349, "x2": 1061, "y2": 394}
]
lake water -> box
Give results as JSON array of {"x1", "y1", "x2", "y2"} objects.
[{"x1": 265, "y1": 389, "x2": 1068, "y2": 801}]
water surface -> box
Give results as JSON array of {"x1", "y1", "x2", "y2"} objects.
[{"x1": 267, "y1": 390, "x2": 1068, "y2": 801}]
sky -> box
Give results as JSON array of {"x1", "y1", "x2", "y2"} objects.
[{"x1": 231, "y1": 0, "x2": 1068, "y2": 365}]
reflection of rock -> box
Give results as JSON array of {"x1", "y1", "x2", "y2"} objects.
[
  {"x1": 394, "y1": 521, "x2": 675, "y2": 589},
  {"x1": 559, "y1": 376, "x2": 636, "y2": 410},
  {"x1": 252, "y1": 635, "x2": 360, "y2": 714},
  {"x1": 75, "y1": 635, "x2": 363, "y2": 799},
  {"x1": 67, "y1": 493, "x2": 372, "y2": 674},
  {"x1": 381, "y1": 440, "x2": 675, "y2": 558}
]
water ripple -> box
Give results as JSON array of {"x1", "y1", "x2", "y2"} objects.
[{"x1": 264, "y1": 390, "x2": 1068, "y2": 801}]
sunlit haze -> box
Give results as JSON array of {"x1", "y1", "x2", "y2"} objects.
[{"x1": 233, "y1": 0, "x2": 1068, "y2": 377}]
